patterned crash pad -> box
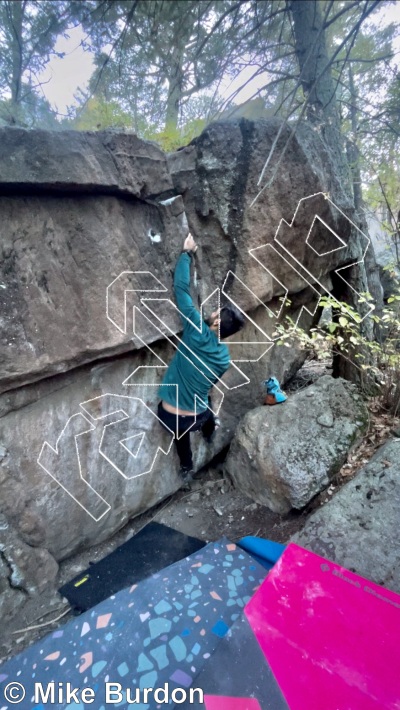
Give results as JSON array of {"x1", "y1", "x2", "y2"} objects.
[
  {"x1": 180, "y1": 542, "x2": 400, "y2": 709},
  {"x1": 0, "y1": 539, "x2": 266, "y2": 710},
  {"x1": 179, "y1": 613, "x2": 289, "y2": 710},
  {"x1": 245, "y1": 543, "x2": 400, "y2": 710}
]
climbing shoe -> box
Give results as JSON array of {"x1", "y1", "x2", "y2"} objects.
[{"x1": 263, "y1": 376, "x2": 287, "y2": 405}]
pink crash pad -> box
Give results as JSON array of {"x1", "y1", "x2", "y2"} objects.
[
  {"x1": 204, "y1": 696, "x2": 262, "y2": 710},
  {"x1": 245, "y1": 543, "x2": 400, "y2": 710}
]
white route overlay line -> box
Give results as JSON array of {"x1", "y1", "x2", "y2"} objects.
[
  {"x1": 126, "y1": 306, "x2": 230, "y2": 435},
  {"x1": 140, "y1": 287, "x2": 223, "y2": 336},
  {"x1": 131, "y1": 302, "x2": 247, "y2": 393},
  {"x1": 123, "y1": 382, "x2": 225, "y2": 440},
  {"x1": 223, "y1": 267, "x2": 321, "y2": 338},
  {"x1": 130, "y1": 304, "x2": 231, "y2": 386},
  {"x1": 120, "y1": 432, "x2": 145, "y2": 458},
  {"x1": 220, "y1": 271, "x2": 287, "y2": 348},
  {"x1": 122, "y1": 321, "x2": 228, "y2": 418},
  {"x1": 140, "y1": 284, "x2": 275, "y2": 344},
  {"x1": 126, "y1": 190, "x2": 374, "y2": 460},
  {"x1": 106, "y1": 271, "x2": 168, "y2": 334},
  {"x1": 120, "y1": 328, "x2": 228, "y2": 427},
  {"x1": 79, "y1": 394, "x2": 175, "y2": 480},
  {"x1": 305, "y1": 214, "x2": 347, "y2": 256},
  {"x1": 37, "y1": 413, "x2": 111, "y2": 522},
  {"x1": 249, "y1": 244, "x2": 334, "y2": 335},
  {"x1": 140, "y1": 298, "x2": 274, "y2": 362},
  {"x1": 39, "y1": 190, "x2": 379, "y2": 520},
  {"x1": 249, "y1": 192, "x2": 374, "y2": 325}
]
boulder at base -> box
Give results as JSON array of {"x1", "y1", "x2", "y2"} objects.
[
  {"x1": 225, "y1": 375, "x2": 368, "y2": 514},
  {"x1": 292, "y1": 438, "x2": 400, "y2": 593}
]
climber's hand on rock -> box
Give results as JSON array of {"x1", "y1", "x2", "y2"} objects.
[{"x1": 184, "y1": 233, "x2": 198, "y2": 253}]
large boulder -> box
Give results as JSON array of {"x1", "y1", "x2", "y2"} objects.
[
  {"x1": 0, "y1": 190, "x2": 187, "y2": 395},
  {"x1": 225, "y1": 376, "x2": 368, "y2": 514},
  {"x1": 0, "y1": 127, "x2": 173, "y2": 198},
  {"x1": 168, "y1": 119, "x2": 370, "y2": 313},
  {"x1": 0, "y1": 300, "x2": 311, "y2": 562},
  {"x1": 292, "y1": 438, "x2": 400, "y2": 593},
  {"x1": 1, "y1": 120, "x2": 370, "y2": 394},
  {"x1": 0, "y1": 119, "x2": 374, "y2": 617}
]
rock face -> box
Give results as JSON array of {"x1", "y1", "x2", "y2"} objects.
[
  {"x1": 292, "y1": 439, "x2": 400, "y2": 593},
  {"x1": 1, "y1": 120, "x2": 369, "y2": 394},
  {"x1": 367, "y1": 212, "x2": 399, "y2": 299},
  {"x1": 0, "y1": 119, "x2": 372, "y2": 618},
  {"x1": 168, "y1": 120, "x2": 369, "y2": 314},
  {"x1": 225, "y1": 376, "x2": 368, "y2": 514},
  {"x1": 0, "y1": 127, "x2": 173, "y2": 198}
]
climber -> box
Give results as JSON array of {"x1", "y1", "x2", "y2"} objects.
[{"x1": 157, "y1": 232, "x2": 245, "y2": 485}]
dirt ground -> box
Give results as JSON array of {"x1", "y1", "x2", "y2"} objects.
[
  {"x1": 1, "y1": 359, "x2": 398, "y2": 665},
  {"x1": 0, "y1": 463, "x2": 311, "y2": 664}
]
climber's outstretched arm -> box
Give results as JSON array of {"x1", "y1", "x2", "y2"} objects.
[{"x1": 174, "y1": 234, "x2": 201, "y2": 328}]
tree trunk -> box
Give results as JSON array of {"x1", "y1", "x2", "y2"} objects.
[
  {"x1": 289, "y1": 0, "x2": 350, "y2": 191},
  {"x1": 347, "y1": 65, "x2": 384, "y2": 339},
  {"x1": 289, "y1": 0, "x2": 378, "y2": 385},
  {"x1": 347, "y1": 66, "x2": 363, "y2": 211},
  {"x1": 165, "y1": 45, "x2": 184, "y2": 132},
  {"x1": 9, "y1": 0, "x2": 24, "y2": 124}
]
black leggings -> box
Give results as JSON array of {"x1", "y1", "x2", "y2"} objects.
[{"x1": 157, "y1": 400, "x2": 215, "y2": 469}]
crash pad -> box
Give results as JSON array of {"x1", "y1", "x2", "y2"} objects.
[
  {"x1": 0, "y1": 539, "x2": 266, "y2": 710},
  {"x1": 179, "y1": 613, "x2": 288, "y2": 709},
  {"x1": 245, "y1": 543, "x2": 400, "y2": 710},
  {"x1": 237, "y1": 536, "x2": 286, "y2": 570},
  {"x1": 59, "y1": 522, "x2": 206, "y2": 613}
]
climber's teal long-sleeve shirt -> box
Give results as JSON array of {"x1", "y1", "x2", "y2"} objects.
[{"x1": 158, "y1": 252, "x2": 230, "y2": 412}]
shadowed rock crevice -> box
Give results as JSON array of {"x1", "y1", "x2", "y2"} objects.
[
  {"x1": 0, "y1": 183, "x2": 174, "y2": 203},
  {"x1": 0, "y1": 549, "x2": 27, "y2": 594},
  {"x1": 225, "y1": 119, "x2": 256, "y2": 295}
]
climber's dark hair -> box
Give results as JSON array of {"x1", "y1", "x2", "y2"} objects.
[{"x1": 219, "y1": 304, "x2": 245, "y2": 339}]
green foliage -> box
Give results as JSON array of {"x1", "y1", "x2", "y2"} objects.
[
  {"x1": 363, "y1": 69, "x2": 400, "y2": 236},
  {"x1": 2, "y1": 0, "x2": 394, "y2": 157},
  {"x1": 275, "y1": 280, "x2": 400, "y2": 415},
  {"x1": 0, "y1": 93, "x2": 61, "y2": 129},
  {"x1": 78, "y1": 0, "x2": 287, "y2": 131},
  {"x1": 67, "y1": 91, "x2": 206, "y2": 150},
  {"x1": 327, "y1": 3, "x2": 400, "y2": 221},
  {"x1": 364, "y1": 158, "x2": 400, "y2": 213},
  {"x1": 0, "y1": 0, "x2": 77, "y2": 126},
  {"x1": 71, "y1": 96, "x2": 134, "y2": 131},
  {"x1": 144, "y1": 118, "x2": 207, "y2": 151}
]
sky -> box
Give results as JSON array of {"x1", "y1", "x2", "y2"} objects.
[
  {"x1": 39, "y1": 25, "x2": 94, "y2": 114},
  {"x1": 39, "y1": 1, "x2": 400, "y2": 115}
]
